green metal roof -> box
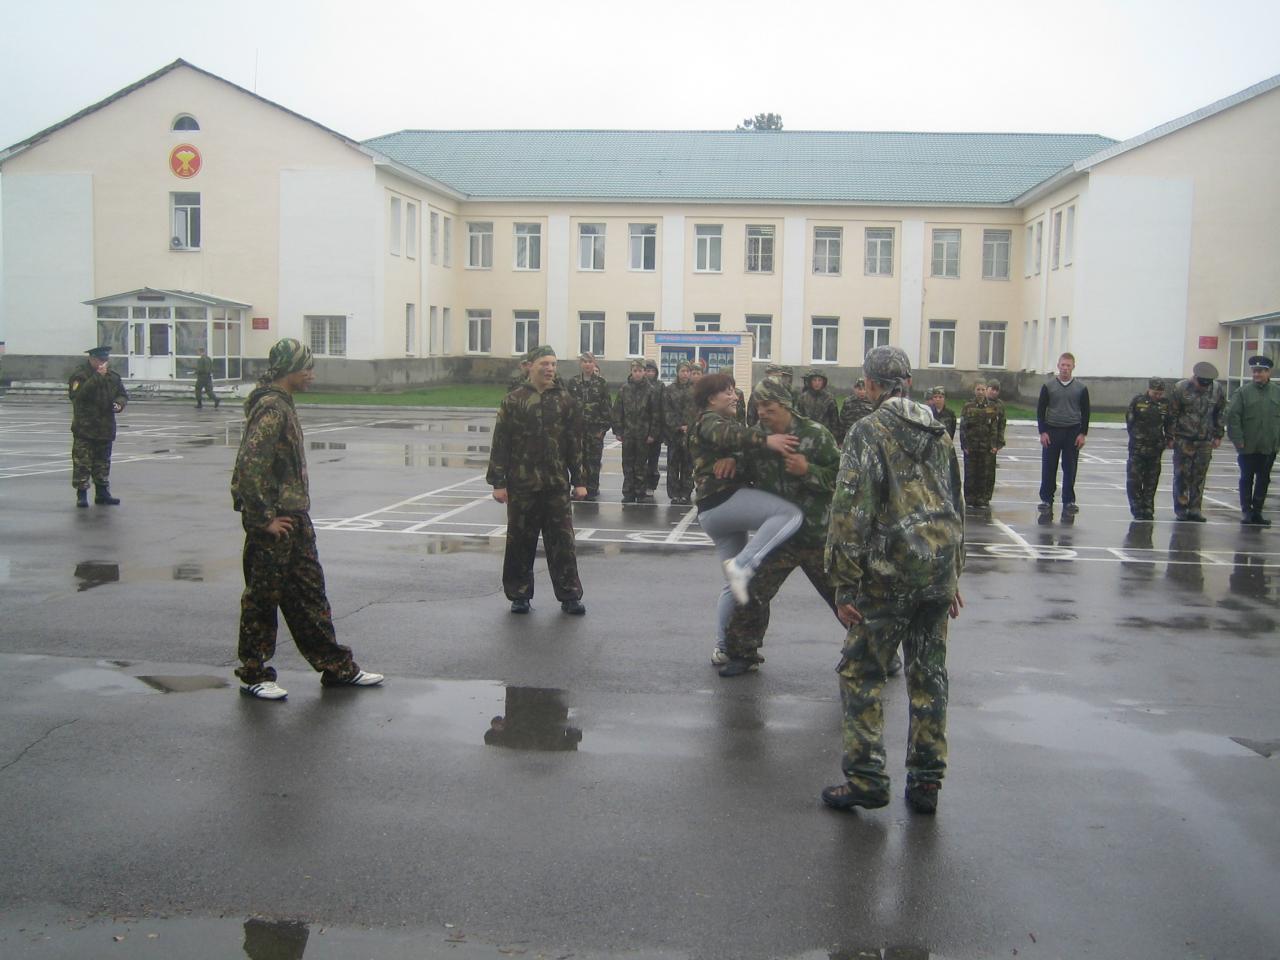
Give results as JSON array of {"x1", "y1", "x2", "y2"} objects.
[{"x1": 362, "y1": 130, "x2": 1117, "y2": 204}]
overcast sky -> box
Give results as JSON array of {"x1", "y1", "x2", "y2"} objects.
[{"x1": 2, "y1": 0, "x2": 1279, "y2": 150}]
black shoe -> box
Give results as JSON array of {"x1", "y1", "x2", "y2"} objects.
[
  {"x1": 510, "y1": 599, "x2": 531, "y2": 614},
  {"x1": 94, "y1": 485, "x2": 120, "y2": 505},
  {"x1": 1243, "y1": 512, "x2": 1261, "y2": 525},
  {"x1": 905, "y1": 780, "x2": 940, "y2": 814},
  {"x1": 214, "y1": 399, "x2": 221, "y2": 409},
  {"x1": 195, "y1": 404, "x2": 202, "y2": 409},
  {"x1": 1186, "y1": 512, "x2": 1207, "y2": 523},
  {"x1": 561, "y1": 599, "x2": 586, "y2": 616},
  {"x1": 887, "y1": 653, "x2": 903, "y2": 677},
  {"x1": 1257, "y1": 513, "x2": 1272, "y2": 527},
  {"x1": 1063, "y1": 502, "x2": 1079, "y2": 514},
  {"x1": 1038, "y1": 501, "x2": 1053, "y2": 511},
  {"x1": 76, "y1": 488, "x2": 89, "y2": 509},
  {"x1": 1174, "y1": 513, "x2": 1190, "y2": 522},
  {"x1": 717, "y1": 658, "x2": 759, "y2": 678},
  {"x1": 621, "y1": 495, "x2": 636, "y2": 503},
  {"x1": 821, "y1": 781, "x2": 890, "y2": 811}
]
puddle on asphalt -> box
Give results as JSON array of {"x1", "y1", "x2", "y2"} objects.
[
  {"x1": 184, "y1": 437, "x2": 215, "y2": 446},
  {"x1": 137, "y1": 675, "x2": 229, "y2": 694},
  {"x1": 74, "y1": 561, "x2": 119, "y2": 591},
  {"x1": 483, "y1": 686, "x2": 582, "y2": 751},
  {"x1": 243, "y1": 917, "x2": 310, "y2": 960}
]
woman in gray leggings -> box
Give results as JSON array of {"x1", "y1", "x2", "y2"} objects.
[{"x1": 690, "y1": 373, "x2": 803, "y2": 664}]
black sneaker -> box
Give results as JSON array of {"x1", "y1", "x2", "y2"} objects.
[
  {"x1": 905, "y1": 780, "x2": 940, "y2": 814},
  {"x1": 821, "y1": 781, "x2": 890, "y2": 811},
  {"x1": 1186, "y1": 512, "x2": 1207, "y2": 523},
  {"x1": 1063, "y1": 502, "x2": 1079, "y2": 514},
  {"x1": 717, "y1": 658, "x2": 759, "y2": 678},
  {"x1": 561, "y1": 599, "x2": 586, "y2": 615},
  {"x1": 510, "y1": 599, "x2": 531, "y2": 614},
  {"x1": 621, "y1": 495, "x2": 636, "y2": 504}
]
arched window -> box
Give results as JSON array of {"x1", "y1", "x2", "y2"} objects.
[{"x1": 172, "y1": 114, "x2": 200, "y2": 131}]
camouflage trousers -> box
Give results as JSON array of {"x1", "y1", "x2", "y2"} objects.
[
  {"x1": 1126, "y1": 447, "x2": 1164, "y2": 517},
  {"x1": 838, "y1": 595, "x2": 950, "y2": 793},
  {"x1": 70, "y1": 437, "x2": 112, "y2": 490},
  {"x1": 502, "y1": 486, "x2": 583, "y2": 603},
  {"x1": 723, "y1": 542, "x2": 838, "y2": 661},
  {"x1": 581, "y1": 429, "x2": 606, "y2": 496},
  {"x1": 665, "y1": 433, "x2": 693, "y2": 500},
  {"x1": 646, "y1": 438, "x2": 662, "y2": 490},
  {"x1": 194, "y1": 374, "x2": 217, "y2": 407},
  {"x1": 236, "y1": 513, "x2": 359, "y2": 685},
  {"x1": 963, "y1": 449, "x2": 996, "y2": 505},
  {"x1": 1171, "y1": 439, "x2": 1214, "y2": 516},
  {"x1": 620, "y1": 436, "x2": 649, "y2": 497}
]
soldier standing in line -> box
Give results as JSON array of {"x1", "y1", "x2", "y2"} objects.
[
  {"x1": 567, "y1": 352, "x2": 611, "y2": 502},
  {"x1": 1124, "y1": 378, "x2": 1172, "y2": 521},
  {"x1": 925, "y1": 386, "x2": 957, "y2": 439},
  {"x1": 231, "y1": 338, "x2": 384, "y2": 700},
  {"x1": 1226, "y1": 355, "x2": 1280, "y2": 526},
  {"x1": 838, "y1": 379, "x2": 874, "y2": 442},
  {"x1": 986, "y1": 380, "x2": 1008, "y2": 452},
  {"x1": 663, "y1": 361, "x2": 696, "y2": 504},
  {"x1": 68, "y1": 346, "x2": 128, "y2": 508},
  {"x1": 797, "y1": 369, "x2": 841, "y2": 436},
  {"x1": 959, "y1": 382, "x2": 1000, "y2": 508},
  {"x1": 194, "y1": 346, "x2": 220, "y2": 409},
  {"x1": 487, "y1": 345, "x2": 587, "y2": 615},
  {"x1": 614, "y1": 360, "x2": 658, "y2": 503},
  {"x1": 823, "y1": 345, "x2": 964, "y2": 815},
  {"x1": 643, "y1": 359, "x2": 665, "y2": 495},
  {"x1": 1167, "y1": 361, "x2": 1226, "y2": 522}
]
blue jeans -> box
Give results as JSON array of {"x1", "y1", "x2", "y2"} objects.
[{"x1": 1039, "y1": 425, "x2": 1082, "y2": 505}]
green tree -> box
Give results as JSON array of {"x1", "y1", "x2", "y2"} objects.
[{"x1": 736, "y1": 113, "x2": 783, "y2": 131}]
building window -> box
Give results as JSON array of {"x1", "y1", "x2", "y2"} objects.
[
  {"x1": 579, "y1": 312, "x2": 605, "y2": 355},
  {"x1": 1064, "y1": 205, "x2": 1076, "y2": 266},
  {"x1": 863, "y1": 227, "x2": 893, "y2": 276},
  {"x1": 442, "y1": 307, "x2": 452, "y2": 351},
  {"x1": 1059, "y1": 315, "x2": 1071, "y2": 355},
  {"x1": 931, "y1": 229, "x2": 960, "y2": 278},
  {"x1": 430, "y1": 212, "x2": 439, "y2": 264},
  {"x1": 1051, "y1": 210, "x2": 1063, "y2": 269},
  {"x1": 428, "y1": 305, "x2": 437, "y2": 354},
  {"x1": 629, "y1": 223, "x2": 656, "y2": 271},
  {"x1": 746, "y1": 315, "x2": 772, "y2": 360},
  {"x1": 814, "y1": 226, "x2": 841, "y2": 275},
  {"x1": 389, "y1": 197, "x2": 402, "y2": 256},
  {"x1": 306, "y1": 315, "x2": 346, "y2": 357},
  {"x1": 1024, "y1": 225, "x2": 1034, "y2": 277},
  {"x1": 928, "y1": 320, "x2": 956, "y2": 366},
  {"x1": 627, "y1": 312, "x2": 655, "y2": 356},
  {"x1": 467, "y1": 309, "x2": 492, "y2": 354},
  {"x1": 171, "y1": 192, "x2": 201, "y2": 249},
  {"x1": 745, "y1": 225, "x2": 774, "y2": 273},
  {"x1": 513, "y1": 310, "x2": 540, "y2": 355},
  {"x1": 172, "y1": 114, "x2": 200, "y2": 131},
  {"x1": 405, "y1": 304, "x2": 417, "y2": 354},
  {"x1": 979, "y1": 321, "x2": 1006, "y2": 367},
  {"x1": 812, "y1": 317, "x2": 839, "y2": 363},
  {"x1": 514, "y1": 223, "x2": 542, "y2": 270},
  {"x1": 442, "y1": 217, "x2": 453, "y2": 267},
  {"x1": 405, "y1": 204, "x2": 418, "y2": 259},
  {"x1": 694, "y1": 313, "x2": 720, "y2": 332},
  {"x1": 863, "y1": 318, "x2": 891, "y2": 356},
  {"x1": 982, "y1": 230, "x2": 1011, "y2": 280},
  {"x1": 579, "y1": 223, "x2": 605, "y2": 270},
  {"x1": 467, "y1": 222, "x2": 493, "y2": 269},
  {"x1": 694, "y1": 225, "x2": 722, "y2": 272},
  {"x1": 1033, "y1": 221, "x2": 1042, "y2": 275}
]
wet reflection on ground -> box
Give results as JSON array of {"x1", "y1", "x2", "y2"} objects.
[
  {"x1": 74, "y1": 561, "x2": 119, "y2": 591},
  {"x1": 830, "y1": 948, "x2": 932, "y2": 960},
  {"x1": 1166, "y1": 525, "x2": 1205, "y2": 593},
  {"x1": 243, "y1": 917, "x2": 309, "y2": 960},
  {"x1": 484, "y1": 686, "x2": 582, "y2": 751},
  {"x1": 137, "y1": 675, "x2": 229, "y2": 694},
  {"x1": 172, "y1": 562, "x2": 204, "y2": 581}
]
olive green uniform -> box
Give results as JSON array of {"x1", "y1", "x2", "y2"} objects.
[
  {"x1": 68, "y1": 360, "x2": 128, "y2": 494},
  {"x1": 958, "y1": 397, "x2": 1002, "y2": 506},
  {"x1": 1125, "y1": 393, "x2": 1171, "y2": 519},
  {"x1": 567, "y1": 372, "x2": 612, "y2": 499}
]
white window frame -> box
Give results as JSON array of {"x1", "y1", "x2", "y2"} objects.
[
  {"x1": 931, "y1": 229, "x2": 960, "y2": 278},
  {"x1": 1033, "y1": 220, "x2": 1042, "y2": 275},
  {"x1": 1064, "y1": 205, "x2": 1076, "y2": 266},
  {"x1": 428, "y1": 305, "x2": 437, "y2": 355},
  {"x1": 928, "y1": 320, "x2": 956, "y2": 367},
  {"x1": 579, "y1": 311, "x2": 605, "y2": 356},
  {"x1": 578, "y1": 223, "x2": 606, "y2": 271},
  {"x1": 627, "y1": 312, "x2": 655, "y2": 357},
  {"x1": 746, "y1": 315, "x2": 772, "y2": 360},
  {"x1": 467, "y1": 222, "x2": 493, "y2": 269},
  {"x1": 745, "y1": 225, "x2": 774, "y2": 273},
  {"x1": 442, "y1": 217, "x2": 453, "y2": 267},
  {"x1": 863, "y1": 318, "x2": 891, "y2": 356},
  {"x1": 813, "y1": 226, "x2": 841, "y2": 275},
  {"x1": 405, "y1": 303, "x2": 417, "y2": 355},
  {"x1": 513, "y1": 310, "x2": 540, "y2": 355},
  {"x1": 629, "y1": 223, "x2": 656, "y2": 271},
  {"x1": 695, "y1": 224, "x2": 722, "y2": 273},
  {"x1": 978, "y1": 321, "x2": 1007, "y2": 368},
  {"x1": 171, "y1": 192, "x2": 201, "y2": 250},
  {"x1": 811, "y1": 316, "x2": 839, "y2": 364},
  {"x1": 306, "y1": 315, "x2": 347, "y2": 357},
  {"x1": 430, "y1": 211, "x2": 439, "y2": 264},
  {"x1": 406, "y1": 203, "x2": 418, "y2": 259},
  {"x1": 389, "y1": 197, "x2": 402, "y2": 256},
  {"x1": 1051, "y1": 210, "x2": 1063, "y2": 270},
  {"x1": 694, "y1": 313, "x2": 721, "y2": 332},
  {"x1": 441, "y1": 307, "x2": 452, "y2": 351},
  {"x1": 982, "y1": 229, "x2": 1011, "y2": 280},
  {"x1": 466, "y1": 309, "x2": 492, "y2": 354},
  {"x1": 864, "y1": 228, "x2": 893, "y2": 276},
  {"x1": 514, "y1": 223, "x2": 542, "y2": 271}
]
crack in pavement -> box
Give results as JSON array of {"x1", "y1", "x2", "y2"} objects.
[{"x1": 0, "y1": 718, "x2": 79, "y2": 774}]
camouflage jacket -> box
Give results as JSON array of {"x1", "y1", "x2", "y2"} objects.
[
  {"x1": 613, "y1": 379, "x2": 657, "y2": 438},
  {"x1": 663, "y1": 381, "x2": 697, "y2": 442},
  {"x1": 68, "y1": 362, "x2": 128, "y2": 441},
  {"x1": 231, "y1": 385, "x2": 309, "y2": 530},
  {"x1": 825, "y1": 397, "x2": 964, "y2": 607},
  {"x1": 567, "y1": 373, "x2": 612, "y2": 432},
  {"x1": 959, "y1": 398, "x2": 1003, "y2": 452},
  {"x1": 648, "y1": 380, "x2": 666, "y2": 437},
  {"x1": 1126, "y1": 394, "x2": 1172, "y2": 453},
  {"x1": 745, "y1": 412, "x2": 839, "y2": 548},
  {"x1": 195, "y1": 354, "x2": 213, "y2": 379},
  {"x1": 796, "y1": 387, "x2": 840, "y2": 436},
  {"x1": 990, "y1": 399, "x2": 1008, "y2": 447},
  {"x1": 487, "y1": 381, "x2": 583, "y2": 492},
  {"x1": 933, "y1": 406, "x2": 957, "y2": 439},
  {"x1": 837, "y1": 395, "x2": 874, "y2": 442},
  {"x1": 690, "y1": 409, "x2": 771, "y2": 507},
  {"x1": 507, "y1": 371, "x2": 528, "y2": 394},
  {"x1": 1167, "y1": 379, "x2": 1226, "y2": 442}
]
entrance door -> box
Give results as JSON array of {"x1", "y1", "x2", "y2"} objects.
[{"x1": 129, "y1": 321, "x2": 174, "y2": 379}]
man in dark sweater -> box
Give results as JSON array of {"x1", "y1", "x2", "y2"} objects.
[{"x1": 1036, "y1": 353, "x2": 1090, "y2": 515}]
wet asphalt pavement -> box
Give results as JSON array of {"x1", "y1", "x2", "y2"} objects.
[{"x1": 0, "y1": 398, "x2": 1277, "y2": 960}]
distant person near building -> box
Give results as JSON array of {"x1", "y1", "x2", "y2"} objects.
[
  {"x1": 1167, "y1": 361, "x2": 1226, "y2": 522},
  {"x1": 614, "y1": 360, "x2": 658, "y2": 503},
  {"x1": 925, "y1": 386, "x2": 956, "y2": 439},
  {"x1": 797, "y1": 369, "x2": 840, "y2": 436},
  {"x1": 1226, "y1": 355, "x2": 1280, "y2": 526},
  {"x1": 1124, "y1": 378, "x2": 1172, "y2": 521},
  {"x1": 643, "y1": 359, "x2": 665, "y2": 495},
  {"x1": 194, "y1": 346, "x2": 220, "y2": 409},
  {"x1": 567, "y1": 352, "x2": 611, "y2": 502},
  {"x1": 68, "y1": 346, "x2": 128, "y2": 508},
  {"x1": 838, "y1": 379, "x2": 874, "y2": 442},
  {"x1": 1036, "y1": 353, "x2": 1090, "y2": 516}
]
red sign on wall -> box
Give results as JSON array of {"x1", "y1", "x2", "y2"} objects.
[
  {"x1": 169, "y1": 143, "x2": 202, "y2": 178},
  {"x1": 252, "y1": 317, "x2": 270, "y2": 331},
  {"x1": 1198, "y1": 336, "x2": 1219, "y2": 350}
]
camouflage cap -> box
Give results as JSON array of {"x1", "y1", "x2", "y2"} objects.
[
  {"x1": 1148, "y1": 377, "x2": 1166, "y2": 389},
  {"x1": 578, "y1": 351, "x2": 596, "y2": 363},
  {"x1": 644, "y1": 359, "x2": 659, "y2": 371},
  {"x1": 266, "y1": 338, "x2": 314, "y2": 379},
  {"x1": 527, "y1": 345, "x2": 556, "y2": 361},
  {"x1": 765, "y1": 362, "x2": 785, "y2": 375},
  {"x1": 804, "y1": 368, "x2": 827, "y2": 381},
  {"x1": 986, "y1": 379, "x2": 1002, "y2": 390},
  {"x1": 753, "y1": 378, "x2": 795, "y2": 410},
  {"x1": 630, "y1": 359, "x2": 646, "y2": 371},
  {"x1": 864, "y1": 345, "x2": 911, "y2": 383},
  {"x1": 676, "y1": 360, "x2": 692, "y2": 372},
  {"x1": 854, "y1": 378, "x2": 865, "y2": 389},
  {"x1": 926, "y1": 386, "x2": 946, "y2": 399},
  {"x1": 778, "y1": 365, "x2": 795, "y2": 377}
]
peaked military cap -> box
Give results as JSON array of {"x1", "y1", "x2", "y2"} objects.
[
  {"x1": 1248, "y1": 355, "x2": 1273, "y2": 370},
  {"x1": 86, "y1": 346, "x2": 111, "y2": 360},
  {"x1": 1192, "y1": 361, "x2": 1219, "y2": 380}
]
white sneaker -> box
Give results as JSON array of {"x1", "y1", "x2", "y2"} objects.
[
  {"x1": 322, "y1": 669, "x2": 385, "y2": 687},
  {"x1": 241, "y1": 681, "x2": 288, "y2": 700},
  {"x1": 711, "y1": 647, "x2": 730, "y2": 666},
  {"x1": 722, "y1": 559, "x2": 751, "y2": 605}
]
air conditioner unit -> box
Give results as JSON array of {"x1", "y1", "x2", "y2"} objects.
[{"x1": 171, "y1": 236, "x2": 185, "y2": 249}]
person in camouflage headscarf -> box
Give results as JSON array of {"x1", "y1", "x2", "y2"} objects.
[
  {"x1": 838, "y1": 379, "x2": 874, "y2": 443},
  {"x1": 823, "y1": 346, "x2": 964, "y2": 815},
  {"x1": 662, "y1": 361, "x2": 697, "y2": 504},
  {"x1": 487, "y1": 345, "x2": 587, "y2": 615},
  {"x1": 230, "y1": 338, "x2": 384, "y2": 700},
  {"x1": 797, "y1": 369, "x2": 841, "y2": 436},
  {"x1": 613, "y1": 360, "x2": 658, "y2": 502},
  {"x1": 68, "y1": 346, "x2": 128, "y2": 508},
  {"x1": 567, "y1": 352, "x2": 612, "y2": 501}
]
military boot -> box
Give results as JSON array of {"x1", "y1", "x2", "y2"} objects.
[
  {"x1": 76, "y1": 488, "x2": 89, "y2": 509},
  {"x1": 94, "y1": 484, "x2": 121, "y2": 506}
]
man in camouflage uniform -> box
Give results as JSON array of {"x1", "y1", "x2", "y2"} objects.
[
  {"x1": 488, "y1": 345, "x2": 587, "y2": 614},
  {"x1": 613, "y1": 359, "x2": 658, "y2": 503},
  {"x1": 823, "y1": 345, "x2": 964, "y2": 815},
  {"x1": 643, "y1": 359, "x2": 665, "y2": 494},
  {"x1": 747, "y1": 362, "x2": 791, "y2": 426},
  {"x1": 1125, "y1": 378, "x2": 1172, "y2": 520},
  {"x1": 68, "y1": 346, "x2": 128, "y2": 508},
  {"x1": 986, "y1": 379, "x2": 1008, "y2": 450},
  {"x1": 231, "y1": 338, "x2": 384, "y2": 700},
  {"x1": 925, "y1": 386, "x2": 956, "y2": 439},
  {"x1": 797, "y1": 369, "x2": 840, "y2": 436},
  {"x1": 959, "y1": 382, "x2": 1001, "y2": 508},
  {"x1": 1167, "y1": 361, "x2": 1226, "y2": 522},
  {"x1": 663, "y1": 361, "x2": 696, "y2": 504},
  {"x1": 838, "y1": 379, "x2": 874, "y2": 442},
  {"x1": 194, "y1": 346, "x2": 219, "y2": 409},
  {"x1": 567, "y1": 352, "x2": 611, "y2": 501}
]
